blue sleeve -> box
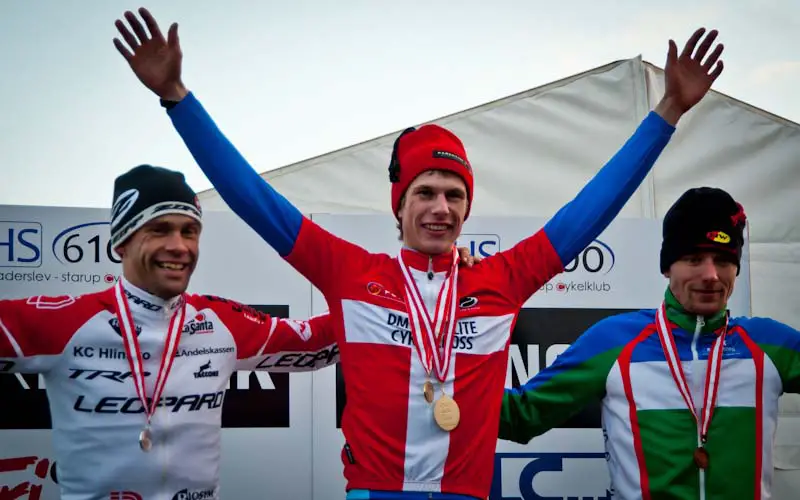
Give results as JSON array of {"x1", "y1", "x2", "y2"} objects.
[
  {"x1": 543, "y1": 112, "x2": 675, "y2": 265},
  {"x1": 166, "y1": 92, "x2": 302, "y2": 257}
]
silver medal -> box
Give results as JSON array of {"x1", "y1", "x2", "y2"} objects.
[{"x1": 139, "y1": 427, "x2": 153, "y2": 452}]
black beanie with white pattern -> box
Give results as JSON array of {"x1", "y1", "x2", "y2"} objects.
[{"x1": 110, "y1": 164, "x2": 202, "y2": 248}]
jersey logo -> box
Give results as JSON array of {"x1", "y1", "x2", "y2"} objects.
[
  {"x1": 124, "y1": 290, "x2": 163, "y2": 312},
  {"x1": 283, "y1": 319, "x2": 311, "y2": 341},
  {"x1": 459, "y1": 296, "x2": 479, "y2": 309},
  {"x1": 171, "y1": 487, "x2": 215, "y2": 500},
  {"x1": 201, "y1": 295, "x2": 268, "y2": 324},
  {"x1": 193, "y1": 360, "x2": 219, "y2": 379},
  {"x1": 109, "y1": 317, "x2": 142, "y2": 337},
  {"x1": 183, "y1": 313, "x2": 215, "y2": 335},
  {"x1": 366, "y1": 281, "x2": 404, "y2": 305}
]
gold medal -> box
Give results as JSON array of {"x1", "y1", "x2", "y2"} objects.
[
  {"x1": 433, "y1": 393, "x2": 460, "y2": 432},
  {"x1": 423, "y1": 381, "x2": 435, "y2": 404}
]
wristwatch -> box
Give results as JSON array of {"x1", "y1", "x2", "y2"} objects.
[{"x1": 160, "y1": 98, "x2": 179, "y2": 110}]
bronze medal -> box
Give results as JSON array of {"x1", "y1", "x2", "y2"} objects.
[
  {"x1": 423, "y1": 381, "x2": 435, "y2": 404},
  {"x1": 433, "y1": 393, "x2": 460, "y2": 432},
  {"x1": 693, "y1": 447, "x2": 709, "y2": 469}
]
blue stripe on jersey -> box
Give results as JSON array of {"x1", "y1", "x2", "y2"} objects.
[
  {"x1": 543, "y1": 111, "x2": 674, "y2": 266},
  {"x1": 167, "y1": 92, "x2": 302, "y2": 256},
  {"x1": 737, "y1": 316, "x2": 800, "y2": 352},
  {"x1": 629, "y1": 324, "x2": 754, "y2": 363}
]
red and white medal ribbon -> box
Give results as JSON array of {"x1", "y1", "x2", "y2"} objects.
[
  {"x1": 655, "y1": 303, "x2": 727, "y2": 445},
  {"x1": 398, "y1": 248, "x2": 459, "y2": 383},
  {"x1": 113, "y1": 280, "x2": 186, "y2": 447}
]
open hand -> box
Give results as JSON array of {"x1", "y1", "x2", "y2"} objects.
[
  {"x1": 113, "y1": 7, "x2": 188, "y2": 101},
  {"x1": 656, "y1": 28, "x2": 724, "y2": 124}
]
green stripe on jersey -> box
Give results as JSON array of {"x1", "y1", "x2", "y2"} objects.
[
  {"x1": 637, "y1": 407, "x2": 757, "y2": 499},
  {"x1": 760, "y1": 343, "x2": 800, "y2": 392}
]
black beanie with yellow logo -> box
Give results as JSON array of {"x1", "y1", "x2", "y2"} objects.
[{"x1": 660, "y1": 187, "x2": 747, "y2": 275}]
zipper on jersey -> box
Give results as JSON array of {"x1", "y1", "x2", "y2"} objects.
[
  {"x1": 692, "y1": 315, "x2": 706, "y2": 500},
  {"x1": 427, "y1": 257, "x2": 434, "y2": 280}
]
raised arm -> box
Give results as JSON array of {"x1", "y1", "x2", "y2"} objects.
[
  {"x1": 165, "y1": 93, "x2": 301, "y2": 256},
  {"x1": 112, "y1": 8, "x2": 372, "y2": 294},
  {"x1": 544, "y1": 28, "x2": 724, "y2": 265},
  {"x1": 484, "y1": 28, "x2": 725, "y2": 305}
]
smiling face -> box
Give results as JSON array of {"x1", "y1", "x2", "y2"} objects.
[
  {"x1": 665, "y1": 251, "x2": 737, "y2": 316},
  {"x1": 115, "y1": 214, "x2": 201, "y2": 299},
  {"x1": 397, "y1": 170, "x2": 469, "y2": 255}
]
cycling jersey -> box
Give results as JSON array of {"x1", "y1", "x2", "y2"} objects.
[
  {"x1": 500, "y1": 289, "x2": 800, "y2": 500},
  {"x1": 0, "y1": 278, "x2": 338, "y2": 500},
  {"x1": 165, "y1": 91, "x2": 675, "y2": 498}
]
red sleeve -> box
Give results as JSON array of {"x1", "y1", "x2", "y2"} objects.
[
  {"x1": 0, "y1": 293, "x2": 105, "y2": 373},
  {"x1": 194, "y1": 295, "x2": 339, "y2": 372},
  {"x1": 479, "y1": 229, "x2": 565, "y2": 307},
  {"x1": 284, "y1": 216, "x2": 377, "y2": 297},
  {"x1": 247, "y1": 312, "x2": 339, "y2": 372}
]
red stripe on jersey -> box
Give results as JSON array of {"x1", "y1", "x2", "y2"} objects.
[
  {"x1": 0, "y1": 292, "x2": 110, "y2": 357},
  {"x1": 619, "y1": 325, "x2": 656, "y2": 500},
  {"x1": 736, "y1": 326, "x2": 764, "y2": 500},
  {"x1": 340, "y1": 342, "x2": 411, "y2": 490}
]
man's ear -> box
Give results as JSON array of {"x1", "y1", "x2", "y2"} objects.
[
  {"x1": 114, "y1": 244, "x2": 126, "y2": 258},
  {"x1": 396, "y1": 195, "x2": 406, "y2": 221}
]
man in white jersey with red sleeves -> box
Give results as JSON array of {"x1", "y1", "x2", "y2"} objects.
[{"x1": 0, "y1": 164, "x2": 340, "y2": 500}]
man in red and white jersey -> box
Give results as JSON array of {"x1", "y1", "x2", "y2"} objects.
[
  {"x1": 0, "y1": 164, "x2": 340, "y2": 500},
  {"x1": 114, "y1": 9, "x2": 726, "y2": 499}
]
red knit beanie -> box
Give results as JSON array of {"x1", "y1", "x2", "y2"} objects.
[{"x1": 388, "y1": 124, "x2": 474, "y2": 220}]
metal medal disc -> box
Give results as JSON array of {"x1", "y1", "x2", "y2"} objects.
[
  {"x1": 693, "y1": 447, "x2": 709, "y2": 469},
  {"x1": 139, "y1": 428, "x2": 153, "y2": 452},
  {"x1": 433, "y1": 394, "x2": 460, "y2": 432},
  {"x1": 423, "y1": 381, "x2": 435, "y2": 404}
]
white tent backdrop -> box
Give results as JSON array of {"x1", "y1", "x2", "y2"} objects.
[
  {"x1": 198, "y1": 56, "x2": 800, "y2": 330},
  {"x1": 196, "y1": 55, "x2": 800, "y2": 494}
]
